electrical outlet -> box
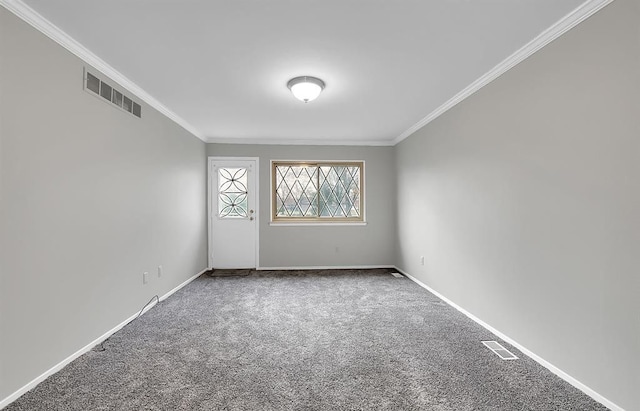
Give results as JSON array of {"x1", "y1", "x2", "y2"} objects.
[
  {"x1": 157, "y1": 265, "x2": 163, "y2": 278},
  {"x1": 420, "y1": 256, "x2": 425, "y2": 266},
  {"x1": 143, "y1": 271, "x2": 149, "y2": 284}
]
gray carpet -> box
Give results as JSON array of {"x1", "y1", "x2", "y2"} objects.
[{"x1": 6, "y1": 269, "x2": 607, "y2": 410}]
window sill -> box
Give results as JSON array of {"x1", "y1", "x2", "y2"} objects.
[{"x1": 269, "y1": 221, "x2": 367, "y2": 227}]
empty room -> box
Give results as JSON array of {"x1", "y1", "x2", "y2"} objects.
[{"x1": 1, "y1": 0, "x2": 638, "y2": 410}]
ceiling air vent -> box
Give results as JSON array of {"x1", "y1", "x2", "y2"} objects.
[{"x1": 84, "y1": 68, "x2": 142, "y2": 118}]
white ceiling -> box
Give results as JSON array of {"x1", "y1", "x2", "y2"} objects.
[{"x1": 17, "y1": 0, "x2": 588, "y2": 145}]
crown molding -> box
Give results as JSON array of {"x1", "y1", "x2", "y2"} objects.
[
  {"x1": 0, "y1": 0, "x2": 205, "y2": 142},
  {"x1": 2, "y1": 0, "x2": 613, "y2": 148},
  {"x1": 393, "y1": 0, "x2": 615, "y2": 145},
  {"x1": 205, "y1": 137, "x2": 395, "y2": 147}
]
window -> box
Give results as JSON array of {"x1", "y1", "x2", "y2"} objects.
[
  {"x1": 218, "y1": 167, "x2": 248, "y2": 218},
  {"x1": 272, "y1": 161, "x2": 364, "y2": 222}
]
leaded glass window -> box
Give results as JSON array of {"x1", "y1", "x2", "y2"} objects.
[
  {"x1": 272, "y1": 161, "x2": 363, "y2": 221},
  {"x1": 218, "y1": 167, "x2": 248, "y2": 218}
]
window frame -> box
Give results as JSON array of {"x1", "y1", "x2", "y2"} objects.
[{"x1": 271, "y1": 160, "x2": 365, "y2": 224}]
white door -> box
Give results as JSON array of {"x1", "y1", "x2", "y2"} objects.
[{"x1": 208, "y1": 157, "x2": 258, "y2": 269}]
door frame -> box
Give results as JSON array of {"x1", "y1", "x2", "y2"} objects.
[{"x1": 207, "y1": 156, "x2": 260, "y2": 269}]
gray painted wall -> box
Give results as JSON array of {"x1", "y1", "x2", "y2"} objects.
[
  {"x1": 395, "y1": 1, "x2": 639, "y2": 409},
  {"x1": 0, "y1": 8, "x2": 208, "y2": 401},
  {"x1": 206, "y1": 144, "x2": 396, "y2": 268}
]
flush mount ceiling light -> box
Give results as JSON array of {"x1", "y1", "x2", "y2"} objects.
[{"x1": 287, "y1": 76, "x2": 325, "y2": 103}]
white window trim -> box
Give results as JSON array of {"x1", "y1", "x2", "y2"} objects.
[{"x1": 269, "y1": 221, "x2": 367, "y2": 227}]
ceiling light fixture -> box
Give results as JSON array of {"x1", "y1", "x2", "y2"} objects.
[{"x1": 287, "y1": 76, "x2": 325, "y2": 103}]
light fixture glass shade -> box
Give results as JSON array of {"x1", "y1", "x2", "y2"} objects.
[{"x1": 287, "y1": 76, "x2": 325, "y2": 103}]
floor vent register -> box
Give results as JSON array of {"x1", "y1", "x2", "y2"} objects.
[{"x1": 482, "y1": 340, "x2": 518, "y2": 360}]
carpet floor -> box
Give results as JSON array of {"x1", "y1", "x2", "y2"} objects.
[{"x1": 6, "y1": 269, "x2": 607, "y2": 410}]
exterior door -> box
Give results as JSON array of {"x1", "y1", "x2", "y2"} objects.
[{"x1": 208, "y1": 157, "x2": 258, "y2": 269}]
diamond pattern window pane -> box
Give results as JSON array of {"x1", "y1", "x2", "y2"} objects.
[
  {"x1": 275, "y1": 165, "x2": 318, "y2": 217},
  {"x1": 218, "y1": 168, "x2": 248, "y2": 218},
  {"x1": 274, "y1": 163, "x2": 361, "y2": 219}
]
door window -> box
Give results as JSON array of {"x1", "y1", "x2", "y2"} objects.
[{"x1": 218, "y1": 167, "x2": 248, "y2": 218}]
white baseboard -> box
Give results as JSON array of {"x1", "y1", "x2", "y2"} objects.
[
  {"x1": 159, "y1": 268, "x2": 207, "y2": 302},
  {"x1": 394, "y1": 267, "x2": 625, "y2": 411},
  {"x1": 0, "y1": 268, "x2": 207, "y2": 410},
  {"x1": 7, "y1": 266, "x2": 619, "y2": 410},
  {"x1": 256, "y1": 265, "x2": 394, "y2": 271}
]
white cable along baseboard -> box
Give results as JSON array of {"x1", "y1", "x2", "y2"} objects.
[
  {"x1": 2, "y1": 266, "x2": 624, "y2": 410},
  {"x1": 0, "y1": 268, "x2": 208, "y2": 410}
]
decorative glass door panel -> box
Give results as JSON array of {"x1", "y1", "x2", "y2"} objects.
[{"x1": 218, "y1": 167, "x2": 248, "y2": 218}]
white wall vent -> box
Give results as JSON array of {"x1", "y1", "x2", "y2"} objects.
[
  {"x1": 482, "y1": 340, "x2": 518, "y2": 360},
  {"x1": 84, "y1": 68, "x2": 142, "y2": 118}
]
